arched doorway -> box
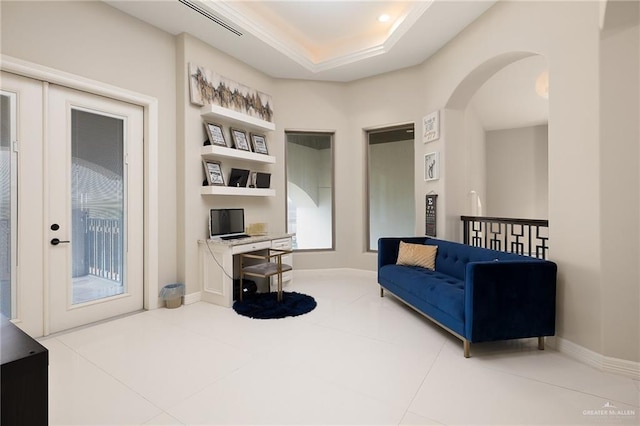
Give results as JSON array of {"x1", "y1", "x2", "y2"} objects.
[{"x1": 442, "y1": 52, "x2": 549, "y2": 242}]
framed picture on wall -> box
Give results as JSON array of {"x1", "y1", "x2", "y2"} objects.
[
  {"x1": 424, "y1": 152, "x2": 440, "y2": 181},
  {"x1": 204, "y1": 122, "x2": 227, "y2": 147},
  {"x1": 202, "y1": 160, "x2": 225, "y2": 186},
  {"x1": 423, "y1": 110, "x2": 440, "y2": 143},
  {"x1": 230, "y1": 128, "x2": 251, "y2": 151},
  {"x1": 250, "y1": 133, "x2": 269, "y2": 155}
]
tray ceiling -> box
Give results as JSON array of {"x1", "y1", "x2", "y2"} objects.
[{"x1": 105, "y1": 0, "x2": 497, "y2": 82}]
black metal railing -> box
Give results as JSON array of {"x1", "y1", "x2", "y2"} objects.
[{"x1": 461, "y1": 216, "x2": 549, "y2": 259}]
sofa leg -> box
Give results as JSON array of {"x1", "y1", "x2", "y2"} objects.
[
  {"x1": 463, "y1": 340, "x2": 470, "y2": 358},
  {"x1": 380, "y1": 287, "x2": 384, "y2": 297},
  {"x1": 538, "y1": 336, "x2": 545, "y2": 351}
]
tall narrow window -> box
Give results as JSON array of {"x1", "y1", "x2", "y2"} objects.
[
  {"x1": 286, "y1": 132, "x2": 334, "y2": 250},
  {"x1": 367, "y1": 125, "x2": 415, "y2": 251}
]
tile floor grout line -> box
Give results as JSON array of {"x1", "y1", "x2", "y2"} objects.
[
  {"x1": 478, "y1": 361, "x2": 640, "y2": 409},
  {"x1": 440, "y1": 337, "x2": 640, "y2": 411},
  {"x1": 399, "y1": 338, "x2": 449, "y2": 425},
  {"x1": 48, "y1": 336, "x2": 169, "y2": 419}
]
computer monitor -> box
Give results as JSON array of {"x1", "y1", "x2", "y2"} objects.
[{"x1": 209, "y1": 208, "x2": 245, "y2": 239}]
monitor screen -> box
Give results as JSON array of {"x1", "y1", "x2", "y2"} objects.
[
  {"x1": 228, "y1": 168, "x2": 250, "y2": 187},
  {"x1": 209, "y1": 208, "x2": 245, "y2": 238}
]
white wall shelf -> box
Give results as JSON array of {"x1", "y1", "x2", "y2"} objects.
[
  {"x1": 201, "y1": 145, "x2": 275, "y2": 164},
  {"x1": 200, "y1": 104, "x2": 275, "y2": 133},
  {"x1": 200, "y1": 186, "x2": 275, "y2": 197},
  {"x1": 200, "y1": 103, "x2": 276, "y2": 198}
]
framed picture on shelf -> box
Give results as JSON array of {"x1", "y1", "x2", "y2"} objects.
[
  {"x1": 250, "y1": 133, "x2": 269, "y2": 155},
  {"x1": 230, "y1": 128, "x2": 251, "y2": 152},
  {"x1": 204, "y1": 122, "x2": 227, "y2": 147},
  {"x1": 202, "y1": 160, "x2": 225, "y2": 186}
]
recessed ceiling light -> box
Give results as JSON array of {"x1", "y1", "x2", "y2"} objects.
[{"x1": 378, "y1": 14, "x2": 390, "y2": 23}]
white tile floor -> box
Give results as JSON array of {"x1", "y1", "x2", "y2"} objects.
[{"x1": 40, "y1": 269, "x2": 639, "y2": 425}]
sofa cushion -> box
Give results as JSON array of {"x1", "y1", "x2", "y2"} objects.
[
  {"x1": 396, "y1": 241, "x2": 437, "y2": 270},
  {"x1": 379, "y1": 264, "x2": 465, "y2": 323},
  {"x1": 425, "y1": 238, "x2": 526, "y2": 280}
]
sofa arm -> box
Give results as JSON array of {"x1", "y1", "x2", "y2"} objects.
[
  {"x1": 377, "y1": 237, "x2": 428, "y2": 268},
  {"x1": 464, "y1": 260, "x2": 557, "y2": 343}
]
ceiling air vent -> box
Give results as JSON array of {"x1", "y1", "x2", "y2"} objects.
[{"x1": 178, "y1": 0, "x2": 243, "y2": 37}]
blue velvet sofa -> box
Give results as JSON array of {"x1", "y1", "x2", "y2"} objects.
[{"x1": 378, "y1": 237, "x2": 557, "y2": 357}]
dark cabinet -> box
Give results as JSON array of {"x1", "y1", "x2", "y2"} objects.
[{"x1": 1, "y1": 316, "x2": 48, "y2": 425}]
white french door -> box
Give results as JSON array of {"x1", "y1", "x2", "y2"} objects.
[
  {"x1": 47, "y1": 85, "x2": 144, "y2": 333},
  {"x1": 1, "y1": 71, "x2": 46, "y2": 337},
  {"x1": 1, "y1": 70, "x2": 146, "y2": 337}
]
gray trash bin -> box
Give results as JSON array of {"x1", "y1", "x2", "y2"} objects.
[{"x1": 160, "y1": 283, "x2": 185, "y2": 309}]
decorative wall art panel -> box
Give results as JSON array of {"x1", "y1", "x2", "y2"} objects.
[{"x1": 189, "y1": 63, "x2": 274, "y2": 123}]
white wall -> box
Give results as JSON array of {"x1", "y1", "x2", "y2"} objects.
[
  {"x1": 176, "y1": 33, "x2": 280, "y2": 294},
  {"x1": 486, "y1": 125, "x2": 548, "y2": 219},
  {"x1": 274, "y1": 79, "x2": 350, "y2": 269},
  {"x1": 599, "y1": 0, "x2": 640, "y2": 362}
]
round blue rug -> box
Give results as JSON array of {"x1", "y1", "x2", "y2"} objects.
[{"x1": 233, "y1": 291, "x2": 317, "y2": 319}]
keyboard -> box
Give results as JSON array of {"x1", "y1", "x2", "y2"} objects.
[{"x1": 220, "y1": 234, "x2": 250, "y2": 240}]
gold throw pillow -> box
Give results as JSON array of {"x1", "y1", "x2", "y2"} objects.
[{"x1": 396, "y1": 241, "x2": 437, "y2": 270}]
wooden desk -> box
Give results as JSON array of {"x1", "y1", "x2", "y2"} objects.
[
  {"x1": 198, "y1": 234, "x2": 293, "y2": 307},
  {"x1": 1, "y1": 316, "x2": 48, "y2": 425}
]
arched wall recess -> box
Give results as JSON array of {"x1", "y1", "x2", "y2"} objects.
[
  {"x1": 440, "y1": 50, "x2": 547, "y2": 240},
  {"x1": 446, "y1": 51, "x2": 539, "y2": 109}
]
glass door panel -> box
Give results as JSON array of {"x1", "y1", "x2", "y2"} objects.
[
  {"x1": 0, "y1": 91, "x2": 17, "y2": 318},
  {"x1": 71, "y1": 109, "x2": 126, "y2": 305}
]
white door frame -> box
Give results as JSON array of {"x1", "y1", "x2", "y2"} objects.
[{"x1": 1, "y1": 55, "x2": 160, "y2": 333}]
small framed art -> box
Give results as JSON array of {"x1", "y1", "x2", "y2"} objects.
[
  {"x1": 250, "y1": 133, "x2": 269, "y2": 155},
  {"x1": 203, "y1": 160, "x2": 225, "y2": 186},
  {"x1": 424, "y1": 152, "x2": 440, "y2": 181},
  {"x1": 423, "y1": 110, "x2": 440, "y2": 143},
  {"x1": 204, "y1": 122, "x2": 227, "y2": 147},
  {"x1": 230, "y1": 128, "x2": 251, "y2": 151}
]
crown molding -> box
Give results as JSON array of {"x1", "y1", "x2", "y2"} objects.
[{"x1": 203, "y1": 0, "x2": 433, "y2": 75}]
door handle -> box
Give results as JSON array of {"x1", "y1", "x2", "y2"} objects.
[{"x1": 50, "y1": 238, "x2": 70, "y2": 246}]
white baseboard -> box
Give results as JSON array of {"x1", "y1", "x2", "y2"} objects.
[
  {"x1": 183, "y1": 292, "x2": 202, "y2": 305},
  {"x1": 550, "y1": 337, "x2": 640, "y2": 380},
  {"x1": 602, "y1": 356, "x2": 640, "y2": 380}
]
